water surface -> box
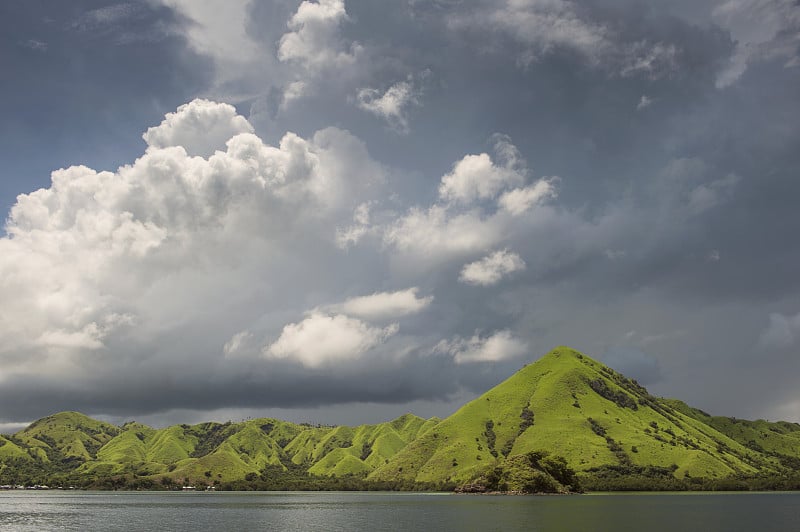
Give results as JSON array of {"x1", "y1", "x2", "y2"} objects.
[{"x1": 1, "y1": 491, "x2": 799, "y2": 531}]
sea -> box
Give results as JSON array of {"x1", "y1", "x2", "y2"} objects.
[{"x1": 1, "y1": 491, "x2": 799, "y2": 531}]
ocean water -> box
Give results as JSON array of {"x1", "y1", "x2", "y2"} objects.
[{"x1": 1, "y1": 491, "x2": 799, "y2": 531}]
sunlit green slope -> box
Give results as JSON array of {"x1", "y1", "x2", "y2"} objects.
[
  {"x1": 9, "y1": 412, "x2": 435, "y2": 485},
  {"x1": 259, "y1": 413, "x2": 433, "y2": 478},
  {"x1": 14, "y1": 411, "x2": 120, "y2": 463},
  {"x1": 370, "y1": 347, "x2": 775, "y2": 484},
  {"x1": 664, "y1": 399, "x2": 800, "y2": 468}
]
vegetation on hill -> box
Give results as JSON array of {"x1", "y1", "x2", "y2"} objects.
[{"x1": 1, "y1": 347, "x2": 798, "y2": 492}]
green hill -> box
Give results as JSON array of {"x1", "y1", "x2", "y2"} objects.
[
  {"x1": 14, "y1": 411, "x2": 120, "y2": 463},
  {"x1": 1, "y1": 347, "x2": 798, "y2": 491},
  {"x1": 369, "y1": 347, "x2": 779, "y2": 486}
]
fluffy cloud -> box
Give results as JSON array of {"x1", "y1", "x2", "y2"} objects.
[
  {"x1": 381, "y1": 135, "x2": 557, "y2": 265},
  {"x1": 459, "y1": 249, "x2": 526, "y2": 286},
  {"x1": 438, "y1": 135, "x2": 525, "y2": 204},
  {"x1": 383, "y1": 205, "x2": 505, "y2": 261},
  {"x1": 264, "y1": 312, "x2": 398, "y2": 368},
  {"x1": 142, "y1": 99, "x2": 254, "y2": 157},
  {"x1": 281, "y1": 80, "x2": 309, "y2": 109},
  {"x1": 3, "y1": 98, "x2": 564, "y2": 421},
  {"x1": 335, "y1": 202, "x2": 374, "y2": 248},
  {"x1": 498, "y1": 179, "x2": 558, "y2": 216},
  {"x1": 0, "y1": 98, "x2": 574, "y2": 423},
  {"x1": 0, "y1": 99, "x2": 386, "y2": 382},
  {"x1": 330, "y1": 288, "x2": 433, "y2": 320},
  {"x1": 435, "y1": 330, "x2": 527, "y2": 364},
  {"x1": 278, "y1": 0, "x2": 361, "y2": 73},
  {"x1": 356, "y1": 77, "x2": 420, "y2": 133}
]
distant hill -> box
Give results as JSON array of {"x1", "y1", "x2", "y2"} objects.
[{"x1": 2, "y1": 347, "x2": 799, "y2": 492}]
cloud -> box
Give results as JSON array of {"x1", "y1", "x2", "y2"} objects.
[
  {"x1": 264, "y1": 312, "x2": 398, "y2": 368},
  {"x1": 278, "y1": 0, "x2": 362, "y2": 74},
  {"x1": 438, "y1": 135, "x2": 526, "y2": 205},
  {"x1": 620, "y1": 41, "x2": 679, "y2": 79},
  {"x1": 713, "y1": 0, "x2": 800, "y2": 88},
  {"x1": 281, "y1": 80, "x2": 308, "y2": 109},
  {"x1": 77, "y1": 3, "x2": 138, "y2": 26},
  {"x1": 383, "y1": 204, "x2": 505, "y2": 262},
  {"x1": 330, "y1": 287, "x2": 433, "y2": 320},
  {"x1": 687, "y1": 173, "x2": 741, "y2": 215},
  {"x1": 0, "y1": 101, "x2": 576, "y2": 421},
  {"x1": 459, "y1": 249, "x2": 526, "y2": 286},
  {"x1": 142, "y1": 99, "x2": 254, "y2": 157},
  {"x1": 636, "y1": 95, "x2": 653, "y2": 110},
  {"x1": 71, "y1": 2, "x2": 179, "y2": 46},
  {"x1": 450, "y1": 0, "x2": 681, "y2": 78},
  {"x1": 155, "y1": 0, "x2": 264, "y2": 97},
  {"x1": 470, "y1": 0, "x2": 612, "y2": 66},
  {"x1": 381, "y1": 135, "x2": 557, "y2": 265},
  {"x1": 435, "y1": 330, "x2": 527, "y2": 364},
  {"x1": 335, "y1": 202, "x2": 375, "y2": 249},
  {"x1": 0, "y1": 99, "x2": 387, "y2": 386},
  {"x1": 498, "y1": 179, "x2": 558, "y2": 215},
  {"x1": 759, "y1": 311, "x2": 800, "y2": 349},
  {"x1": 223, "y1": 330, "x2": 254, "y2": 358},
  {"x1": 356, "y1": 76, "x2": 421, "y2": 133},
  {"x1": 653, "y1": 159, "x2": 741, "y2": 217},
  {"x1": 1, "y1": 0, "x2": 799, "y2": 429}
]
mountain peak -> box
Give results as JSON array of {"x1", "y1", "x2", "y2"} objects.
[{"x1": 535, "y1": 346, "x2": 599, "y2": 365}]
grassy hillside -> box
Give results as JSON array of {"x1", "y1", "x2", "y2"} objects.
[
  {"x1": 664, "y1": 399, "x2": 800, "y2": 470},
  {"x1": 1, "y1": 346, "x2": 798, "y2": 491},
  {"x1": 369, "y1": 347, "x2": 781, "y2": 484},
  {"x1": 14, "y1": 412, "x2": 120, "y2": 463}
]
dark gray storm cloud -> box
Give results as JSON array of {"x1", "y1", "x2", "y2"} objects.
[{"x1": 1, "y1": 0, "x2": 798, "y2": 427}]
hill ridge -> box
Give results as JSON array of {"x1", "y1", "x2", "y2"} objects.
[{"x1": 2, "y1": 346, "x2": 799, "y2": 491}]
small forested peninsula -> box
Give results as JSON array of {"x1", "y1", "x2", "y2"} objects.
[{"x1": 2, "y1": 347, "x2": 799, "y2": 492}]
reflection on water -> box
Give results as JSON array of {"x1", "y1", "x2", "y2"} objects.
[{"x1": 1, "y1": 491, "x2": 799, "y2": 531}]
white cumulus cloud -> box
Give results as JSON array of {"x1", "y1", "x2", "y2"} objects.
[
  {"x1": 330, "y1": 287, "x2": 433, "y2": 320},
  {"x1": 383, "y1": 204, "x2": 505, "y2": 262},
  {"x1": 142, "y1": 99, "x2": 254, "y2": 157},
  {"x1": 435, "y1": 330, "x2": 527, "y2": 364},
  {"x1": 0, "y1": 99, "x2": 386, "y2": 379},
  {"x1": 459, "y1": 249, "x2": 526, "y2": 286},
  {"x1": 498, "y1": 178, "x2": 558, "y2": 215},
  {"x1": 264, "y1": 312, "x2": 398, "y2": 368},
  {"x1": 438, "y1": 135, "x2": 526, "y2": 205},
  {"x1": 278, "y1": 0, "x2": 362, "y2": 73},
  {"x1": 381, "y1": 135, "x2": 557, "y2": 266}
]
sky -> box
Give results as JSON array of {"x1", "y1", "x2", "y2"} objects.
[{"x1": 0, "y1": 0, "x2": 798, "y2": 431}]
